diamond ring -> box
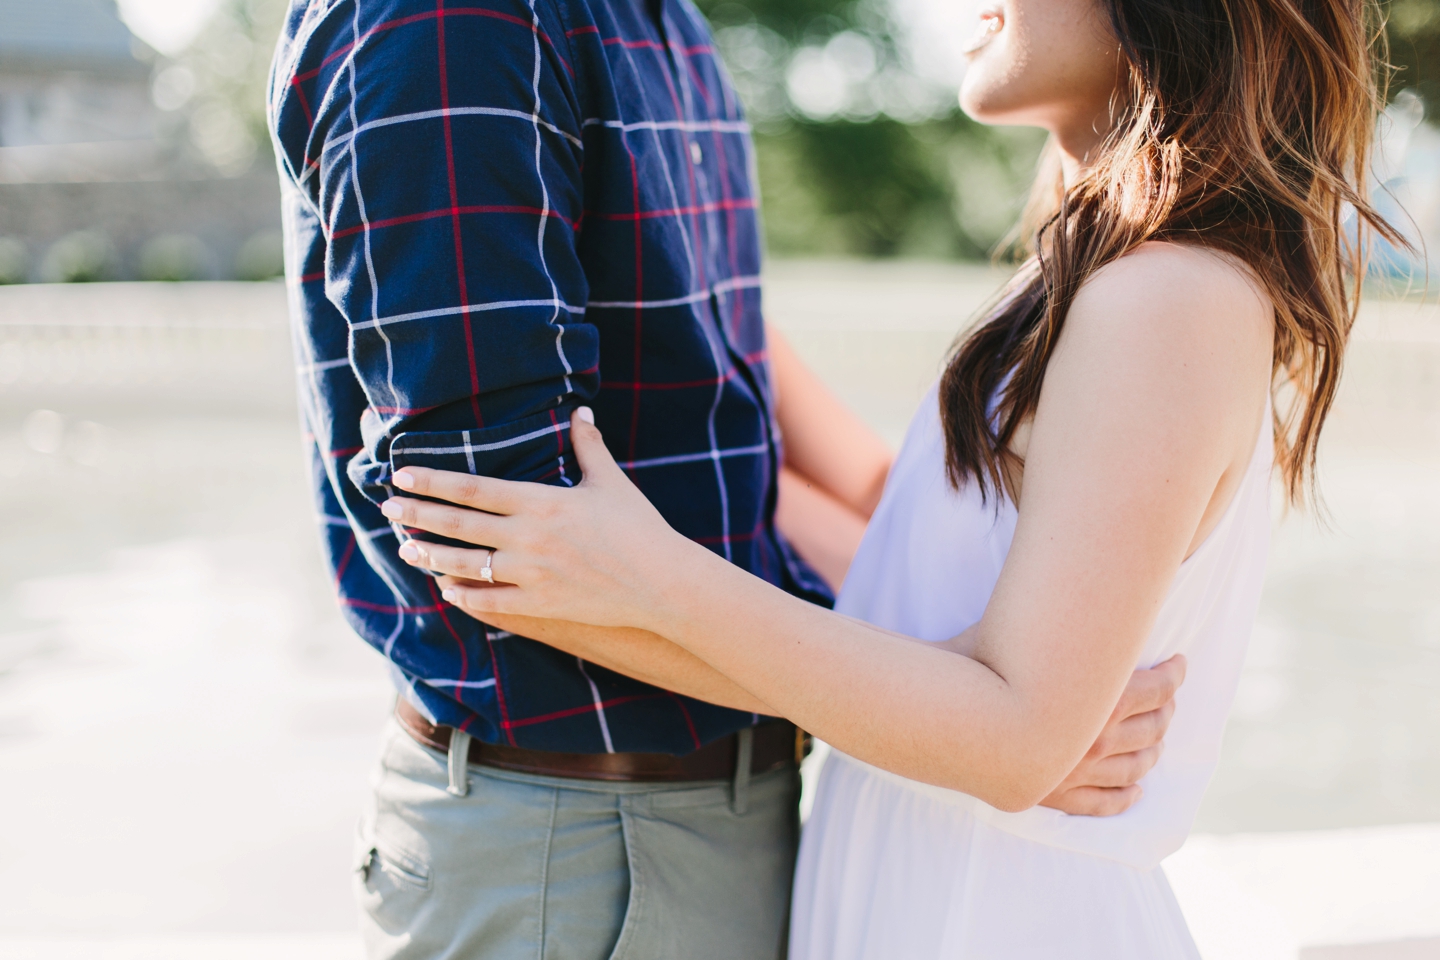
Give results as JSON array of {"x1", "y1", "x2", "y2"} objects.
[{"x1": 480, "y1": 548, "x2": 496, "y2": 584}]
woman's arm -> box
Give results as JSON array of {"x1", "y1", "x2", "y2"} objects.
[
  {"x1": 768, "y1": 326, "x2": 892, "y2": 589},
  {"x1": 437, "y1": 328, "x2": 881, "y2": 710},
  {"x1": 769, "y1": 325, "x2": 893, "y2": 518},
  {"x1": 775, "y1": 468, "x2": 870, "y2": 591},
  {"x1": 386, "y1": 246, "x2": 1255, "y2": 809},
  {"x1": 448, "y1": 608, "x2": 774, "y2": 713}
]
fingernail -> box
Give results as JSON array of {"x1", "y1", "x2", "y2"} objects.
[
  {"x1": 398, "y1": 542, "x2": 420, "y2": 563},
  {"x1": 380, "y1": 499, "x2": 403, "y2": 519},
  {"x1": 576, "y1": 406, "x2": 595, "y2": 425},
  {"x1": 442, "y1": 588, "x2": 460, "y2": 604},
  {"x1": 393, "y1": 470, "x2": 415, "y2": 490}
]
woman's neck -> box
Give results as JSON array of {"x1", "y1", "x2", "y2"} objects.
[
  {"x1": 1056, "y1": 123, "x2": 1109, "y2": 185},
  {"x1": 1053, "y1": 96, "x2": 1118, "y2": 185}
]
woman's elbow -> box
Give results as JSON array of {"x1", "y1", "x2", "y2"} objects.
[
  {"x1": 949, "y1": 754, "x2": 1067, "y2": 814},
  {"x1": 977, "y1": 781, "x2": 1052, "y2": 814}
]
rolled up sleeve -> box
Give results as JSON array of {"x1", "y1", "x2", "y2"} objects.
[{"x1": 301, "y1": 0, "x2": 596, "y2": 503}]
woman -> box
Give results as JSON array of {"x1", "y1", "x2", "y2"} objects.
[{"x1": 378, "y1": 0, "x2": 1400, "y2": 949}]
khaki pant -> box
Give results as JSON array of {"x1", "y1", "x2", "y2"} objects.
[{"x1": 356, "y1": 718, "x2": 801, "y2": 960}]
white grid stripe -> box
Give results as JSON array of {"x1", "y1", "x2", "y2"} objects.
[
  {"x1": 576, "y1": 658, "x2": 616, "y2": 753},
  {"x1": 422, "y1": 677, "x2": 498, "y2": 690},
  {"x1": 345, "y1": 1, "x2": 403, "y2": 425},
  {"x1": 354, "y1": 297, "x2": 586, "y2": 331},
  {"x1": 700, "y1": 321, "x2": 733, "y2": 560},
  {"x1": 392, "y1": 420, "x2": 570, "y2": 456},
  {"x1": 461, "y1": 430, "x2": 477, "y2": 474},
  {"x1": 321, "y1": 514, "x2": 394, "y2": 539},
  {"x1": 587, "y1": 274, "x2": 760, "y2": 310},
  {"x1": 324, "y1": 106, "x2": 583, "y2": 151},
  {"x1": 525, "y1": 0, "x2": 576, "y2": 488},
  {"x1": 299, "y1": 357, "x2": 352, "y2": 374},
  {"x1": 618, "y1": 442, "x2": 767, "y2": 471},
  {"x1": 581, "y1": 118, "x2": 749, "y2": 134}
]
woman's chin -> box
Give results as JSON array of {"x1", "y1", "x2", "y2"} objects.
[
  {"x1": 957, "y1": 87, "x2": 1009, "y2": 127},
  {"x1": 958, "y1": 81, "x2": 1044, "y2": 131}
]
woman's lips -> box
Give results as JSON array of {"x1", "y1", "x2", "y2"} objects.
[{"x1": 961, "y1": 8, "x2": 1004, "y2": 55}]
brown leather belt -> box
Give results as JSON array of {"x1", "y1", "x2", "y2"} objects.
[{"x1": 396, "y1": 697, "x2": 808, "y2": 783}]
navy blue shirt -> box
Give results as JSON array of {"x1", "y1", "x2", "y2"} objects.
[{"x1": 269, "y1": 0, "x2": 831, "y2": 754}]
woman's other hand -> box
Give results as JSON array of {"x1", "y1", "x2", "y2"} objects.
[
  {"x1": 381, "y1": 408, "x2": 702, "y2": 632},
  {"x1": 936, "y1": 625, "x2": 1186, "y2": 816}
]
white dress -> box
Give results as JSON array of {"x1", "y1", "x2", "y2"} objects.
[{"x1": 790, "y1": 387, "x2": 1273, "y2": 959}]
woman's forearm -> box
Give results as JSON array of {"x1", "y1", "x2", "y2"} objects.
[
  {"x1": 475, "y1": 611, "x2": 775, "y2": 715},
  {"x1": 648, "y1": 544, "x2": 1095, "y2": 812}
]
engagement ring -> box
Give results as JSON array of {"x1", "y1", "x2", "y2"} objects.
[{"x1": 480, "y1": 548, "x2": 496, "y2": 584}]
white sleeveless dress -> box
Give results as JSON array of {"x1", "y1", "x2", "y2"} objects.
[{"x1": 789, "y1": 387, "x2": 1273, "y2": 960}]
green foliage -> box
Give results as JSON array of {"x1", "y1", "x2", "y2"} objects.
[
  {"x1": 0, "y1": 238, "x2": 28, "y2": 285},
  {"x1": 198, "y1": 0, "x2": 1437, "y2": 262},
  {"x1": 235, "y1": 230, "x2": 286, "y2": 281},
  {"x1": 758, "y1": 120, "x2": 950, "y2": 257},
  {"x1": 1386, "y1": 0, "x2": 1440, "y2": 118},
  {"x1": 697, "y1": 0, "x2": 1042, "y2": 259},
  {"x1": 139, "y1": 234, "x2": 214, "y2": 282},
  {"x1": 155, "y1": 0, "x2": 288, "y2": 176},
  {"x1": 41, "y1": 232, "x2": 117, "y2": 284},
  {"x1": 759, "y1": 117, "x2": 1041, "y2": 259}
]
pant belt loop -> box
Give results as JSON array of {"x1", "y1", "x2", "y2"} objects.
[
  {"x1": 447, "y1": 729, "x2": 472, "y2": 797},
  {"x1": 731, "y1": 727, "x2": 753, "y2": 815}
]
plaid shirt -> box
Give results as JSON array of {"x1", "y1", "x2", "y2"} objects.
[{"x1": 269, "y1": 0, "x2": 831, "y2": 754}]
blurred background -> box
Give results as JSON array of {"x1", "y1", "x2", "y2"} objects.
[{"x1": 0, "y1": 1, "x2": 1436, "y2": 959}]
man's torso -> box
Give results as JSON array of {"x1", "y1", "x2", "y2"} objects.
[{"x1": 270, "y1": 0, "x2": 830, "y2": 755}]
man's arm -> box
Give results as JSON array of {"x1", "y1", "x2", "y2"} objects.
[{"x1": 275, "y1": 1, "x2": 596, "y2": 512}]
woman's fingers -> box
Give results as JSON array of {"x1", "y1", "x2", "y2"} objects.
[
  {"x1": 441, "y1": 580, "x2": 526, "y2": 618},
  {"x1": 399, "y1": 538, "x2": 511, "y2": 582},
  {"x1": 381, "y1": 495, "x2": 507, "y2": 547},
  {"x1": 1040, "y1": 784, "x2": 1142, "y2": 817},
  {"x1": 570, "y1": 407, "x2": 625, "y2": 484},
  {"x1": 391, "y1": 465, "x2": 536, "y2": 514},
  {"x1": 1094, "y1": 702, "x2": 1175, "y2": 758},
  {"x1": 1073, "y1": 743, "x2": 1163, "y2": 789},
  {"x1": 1114, "y1": 654, "x2": 1186, "y2": 720}
]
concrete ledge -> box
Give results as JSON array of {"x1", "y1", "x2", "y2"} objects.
[
  {"x1": 1302, "y1": 938, "x2": 1440, "y2": 959},
  {"x1": 0, "y1": 936, "x2": 364, "y2": 960}
]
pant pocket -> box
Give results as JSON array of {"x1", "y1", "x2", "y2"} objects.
[
  {"x1": 355, "y1": 818, "x2": 433, "y2": 940},
  {"x1": 602, "y1": 810, "x2": 644, "y2": 960},
  {"x1": 606, "y1": 771, "x2": 800, "y2": 960}
]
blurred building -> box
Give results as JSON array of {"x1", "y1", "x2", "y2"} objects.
[
  {"x1": 0, "y1": 0, "x2": 159, "y2": 184},
  {"x1": 0, "y1": 0, "x2": 280, "y2": 283}
]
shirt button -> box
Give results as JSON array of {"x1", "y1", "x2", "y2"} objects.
[{"x1": 689, "y1": 141, "x2": 703, "y2": 165}]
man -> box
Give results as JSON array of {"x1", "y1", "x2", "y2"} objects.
[{"x1": 267, "y1": 1, "x2": 1181, "y2": 956}]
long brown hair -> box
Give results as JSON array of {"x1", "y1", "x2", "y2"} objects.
[{"x1": 939, "y1": 0, "x2": 1406, "y2": 506}]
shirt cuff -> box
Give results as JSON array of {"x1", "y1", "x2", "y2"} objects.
[{"x1": 348, "y1": 406, "x2": 579, "y2": 510}]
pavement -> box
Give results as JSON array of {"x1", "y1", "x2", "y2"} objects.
[{"x1": 0, "y1": 272, "x2": 1436, "y2": 959}]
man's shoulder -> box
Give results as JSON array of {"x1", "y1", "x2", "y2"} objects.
[{"x1": 283, "y1": 0, "x2": 583, "y2": 59}]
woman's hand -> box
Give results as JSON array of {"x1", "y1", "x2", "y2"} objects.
[{"x1": 380, "y1": 408, "x2": 705, "y2": 632}]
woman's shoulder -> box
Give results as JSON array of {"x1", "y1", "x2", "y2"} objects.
[
  {"x1": 1065, "y1": 240, "x2": 1273, "y2": 377},
  {"x1": 1078, "y1": 241, "x2": 1271, "y2": 330}
]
